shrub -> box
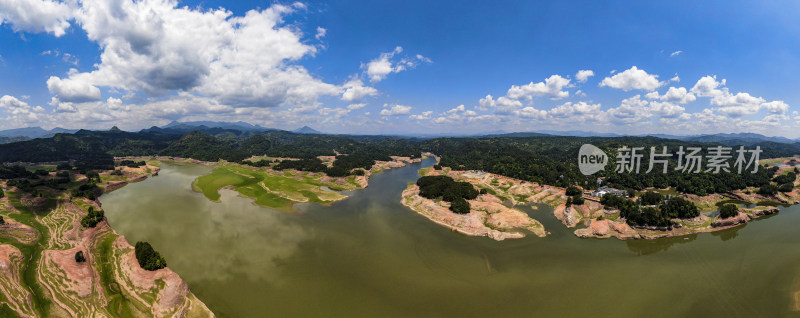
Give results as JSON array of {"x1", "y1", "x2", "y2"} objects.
[
  {"x1": 778, "y1": 183, "x2": 794, "y2": 193},
  {"x1": 75, "y1": 251, "x2": 86, "y2": 263},
  {"x1": 565, "y1": 186, "x2": 581, "y2": 196},
  {"x1": 119, "y1": 160, "x2": 146, "y2": 168},
  {"x1": 80, "y1": 207, "x2": 105, "y2": 228},
  {"x1": 324, "y1": 166, "x2": 348, "y2": 177},
  {"x1": 572, "y1": 195, "x2": 584, "y2": 205},
  {"x1": 639, "y1": 191, "x2": 663, "y2": 206},
  {"x1": 0, "y1": 215, "x2": 4, "y2": 225},
  {"x1": 110, "y1": 170, "x2": 123, "y2": 176},
  {"x1": 758, "y1": 184, "x2": 778, "y2": 196},
  {"x1": 135, "y1": 241, "x2": 167, "y2": 271},
  {"x1": 432, "y1": 165, "x2": 441, "y2": 170},
  {"x1": 449, "y1": 197, "x2": 470, "y2": 214},
  {"x1": 773, "y1": 172, "x2": 797, "y2": 185},
  {"x1": 719, "y1": 204, "x2": 738, "y2": 219},
  {"x1": 659, "y1": 197, "x2": 699, "y2": 219},
  {"x1": 85, "y1": 171, "x2": 101, "y2": 182},
  {"x1": 242, "y1": 159, "x2": 272, "y2": 167},
  {"x1": 72, "y1": 183, "x2": 101, "y2": 200}
]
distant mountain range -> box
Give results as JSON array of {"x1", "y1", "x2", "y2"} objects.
[
  {"x1": 0, "y1": 127, "x2": 78, "y2": 139},
  {"x1": 1, "y1": 121, "x2": 798, "y2": 146},
  {"x1": 511, "y1": 130, "x2": 800, "y2": 145},
  {"x1": 162, "y1": 120, "x2": 272, "y2": 132}
]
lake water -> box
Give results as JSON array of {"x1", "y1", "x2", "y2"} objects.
[{"x1": 100, "y1": 159, "x2": 800, "y2": 317}]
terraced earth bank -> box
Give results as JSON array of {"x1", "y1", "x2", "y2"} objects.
[{"x1": 0, "y1": 162, "x2": 213, "y2": 317}]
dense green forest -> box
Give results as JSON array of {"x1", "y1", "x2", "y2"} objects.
[
  {"x1": 0, "y1": 127, "x2": 797, "y2": 194},
  {"x1": 421, "y1": 136, "x2": 790, "y2": 195}
]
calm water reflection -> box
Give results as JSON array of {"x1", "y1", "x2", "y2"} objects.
[{"x1": 101, "y1": 160, "x2": 800, "y2": 317}]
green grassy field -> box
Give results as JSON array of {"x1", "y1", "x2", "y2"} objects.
[{"x1": 193, "y1": 164, "x2": 350, "y2": 212}]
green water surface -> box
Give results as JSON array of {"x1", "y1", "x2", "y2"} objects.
[{"x1": 100, "y1": 159, "x2": 800, "y2": 317}]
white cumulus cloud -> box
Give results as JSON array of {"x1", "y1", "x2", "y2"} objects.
[
  {"x1": 507, "y1": 74, "x2": 570, "y2": 100},
  {"x1": 645, "y1": 87, "x2": 696, "y2": 104},
  {"x1": 599, "y1": 66, "x2": 663, "y2": 91},
  {"x1": 341, "y1": 79, "x2": 378, "y2": 102},
  {"x1": 363, "y1": 46, "x2": 431, "y2": 83},
  {"x1": 575, "y1": 70, "x2": 595, "y2": 83},
  {"x1": 0, "y1": 0, "x2": 73, "y2": 36},
  {"x1": 380, "y1": 104, "x2": 411, "y2": 116}
]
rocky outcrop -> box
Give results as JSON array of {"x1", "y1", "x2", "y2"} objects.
[
  {"x1": 711, "y1": 208, "x2": 779, "y2": 227},
  {"x1": 711, "y1": 213, "x2": 749, "y2": 227},
  {"x1": 747, "y1": 207, "x2": 779, "y2": 218}
]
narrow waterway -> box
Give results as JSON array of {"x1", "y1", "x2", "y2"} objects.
[{"x1": 101, "y1": 159, "x2": 800, "y2": 317}]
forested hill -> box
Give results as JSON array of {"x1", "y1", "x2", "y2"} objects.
[
  {"x1": 1, "y1": 128, "x2": 798, "y2": 195},
  {"x1": 0, "y1": 127, "x2": 421, "y2": 165}
]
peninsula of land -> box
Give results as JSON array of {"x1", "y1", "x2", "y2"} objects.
[{"x1": 401, "y1": 157, "x2": 800, "y2": 242}]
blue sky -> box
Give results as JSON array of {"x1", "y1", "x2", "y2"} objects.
[{"x1": 1, "y1": 0, "x2": 799, "y2": 137}]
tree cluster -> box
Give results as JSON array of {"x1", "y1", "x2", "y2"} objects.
[
  {"x1": 659, "y1": 197, "x2": 699, "y2": 219},
  {"x1": 601, "y1": 194, "x2": 677, "y2": 229},
  {"x1": 639, "y1": 191, "x2": 663, "y2": 206},
  {"x1": 273, "y1": 158, "x2": 328, "y2": 173},
  {"x1": 0, "y1": 165, "x2": 36, "y2": 179},
  {"x1": 719, "y1": 204, "x2": 739, "y2": 219},
  {"x1": 118, "y1": 160, "x2": 146, "y2": 168},
  {"x1": 242, "y1": 159, "x2": 273, "y2": 167},
  {"x1": 758, "y1": 184, "x2": 778, "y2": 196},
  {"x1": 416, "y1": 175, "x2": 478, "y2": 214},
  {"x1": 135, "y1": 241, "x2": 167, "y2": 271},
  {"x1": 80, "y1": 207, "x2": 104, "y2": 228},
  {"x1": 72, "y1": 183, "x2": 102, "y2": 200}
]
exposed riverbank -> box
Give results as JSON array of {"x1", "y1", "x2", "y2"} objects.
[
  {"x1": 191, "y1": 156, "x2": 421, "y2": 212},
  {"x1": 408, "y1": 162, "x2": 800, "y2": 241},
  {"x1": 0, "y1": 158, "x2": 214, "y2": 317}
]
